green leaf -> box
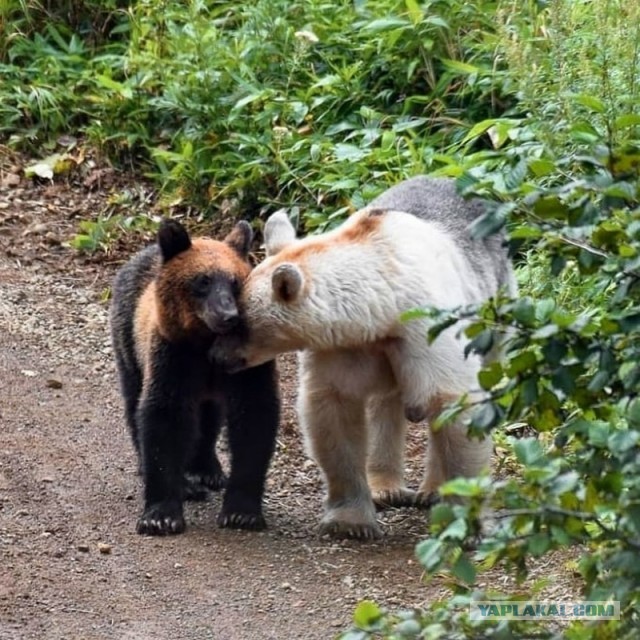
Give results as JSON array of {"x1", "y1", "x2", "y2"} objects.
[
  {"x1": 361, "y1": 17, "x2": 410, "y2": 33},
  {"x1": 627, "y1": 398, "x2": 640, "y2": 428},
  {"x1": 461, "y1": 119, "x2": 498, "y2": 145},
  {"x1": 430, "y1": 503, "x2": 455, "y2": 525},
  {"x1": 451, "y1": 552, "x2": 476, "y2": 584},
  {"x1": 478, "y1": 362, "x2": 503, "y2": 390},
  {"x1": 468, "y1": 209, "x2": 506, "y2": 239},
  {"x1": 573, "y1": 94, "x2": 606, "y2": 113},
  {"x1": 536, "y1": 299, "x2": 556, "y2": 323},
  {"x1": 95, "y1": 74, "x2": 133, "y2": 99},
  {"x1": 400, "y1": 308, "x2": 430, "y2": 323},
  {"x1": 394, "y1": 619, "x2": 422, "y2": 636},
  {"x1": 528, "y1": 159, "x2": 555, "y2": 177},
  {"x1": 471, "y1": 402, "x2": 501, "y2": 429},
  {"x1": 528, "y1": 532, "x2": 550, "y2": 556},
  {"x1": 441, "y1": 518, "x2": 467, "y2": 540},
  {"x1": 615, "y1": 113, "x2": 640, "y2": 129},
  {"x1": 506, "y1": 350, "x2": 537, "y2": 376},
  {"x1": 440, "y1": 477, "x2": 484, "y2": 498},
  {"x1": 416, "y1": 539, "x2": 444, "y2": 571},
  {"x1": 464, "y1": 329, "x2": 494, "y2": 357},
  {"x1": 440, "y1": 59, "x2": 480, "y2": 75},
  {"x1": 404, "y1": 0, "x2": 422, "y2": 24},
  {"x1": 505, "y1": 160, "x2": 527, "y2": 189},
  {"x1": 353, "y1": 601, "x2": 382, "y2": 628},
  {"x1": 532, "y1": 324, "x2": 559, "y2": 339},
  {"x1": 512, "y1": 297, "x2": 536, "y2": 326},
  {"x1": 513, "y1": 438, "x2": 544, "y2": 466},
  {"x1": 521, "y1": 376, "x2": 539, "y2": 405},
  {"x1": 608, "y1": 430, "x2": 638, "y2": 454}
]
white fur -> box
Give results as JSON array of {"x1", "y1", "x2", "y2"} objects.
[
  {"x1": 264, "y1": 209, "x2": 296, "y2": 256},
  {"x1": 233, "y1": 204, "x2": 511, "y2": 539}
]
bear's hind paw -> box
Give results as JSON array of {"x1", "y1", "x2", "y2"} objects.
[
  {"x1": 372, "y1": 487, "x2": 417, "y2": 510},
  {"x1": 184, "y1": 471, "x2": 227, "y2": 501},
  {"x1": 413, "y1": 490, "x2": 440, "y2": 510}
]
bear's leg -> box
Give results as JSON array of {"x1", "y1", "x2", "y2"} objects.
[
  {"x1": 217, "y1": 361, "x2": 279, "y2": 530},
  {"x1": 417, "y1": 392, "x2": 493, "y2": 504},
  {"x1": 114, "y1": 353, "x2": 143, "y2": 456},
  {"x1": 298, "y1": 357, "x2": 380, "y2": 540},
  {"x1": 136, "y1": 393, "x2": 196, "y2": 536},
  {"x1": 385, "y1": 329, "x2": 492, "y2": 505},
  {"x1": 365, "y1": 391, "x2": 415, "y2": 508},
  {"x1": 184, "y1": 401, "x2": 226, "y2": 501},
  {"x1": 384, "y1": 327, "x2": 478, "y2": 425}
]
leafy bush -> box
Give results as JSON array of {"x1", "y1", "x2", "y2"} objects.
[{"x1": 0, "y1": 0, "x2": 512, "y2": 226}]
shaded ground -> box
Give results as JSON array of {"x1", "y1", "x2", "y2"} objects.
[{"x1": 0, "y1": 161, "x2": 580, "y2": 640}]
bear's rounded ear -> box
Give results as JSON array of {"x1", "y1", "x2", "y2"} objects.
[
  {"x1": 158, "y1": 219, "x2": 191, "y2": 262},
  {"x1": 225, "y1": 221, "x2": 253, "y2": 258},
  {"x1": 265, "y1": 210, "x2": 296, "y2": 257},
  {"x1": 272, "y1": 263, "x2": 303, "y2": 303}
]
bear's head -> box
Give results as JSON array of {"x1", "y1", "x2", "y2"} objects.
[
  {"x1": 211, "y1": 208, "x2": 388, "y2": 370},
  {"x1": 153, "y1": 218, "x2": 253, "y2": 343}
]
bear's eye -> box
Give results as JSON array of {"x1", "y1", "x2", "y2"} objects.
[
  {"x1": 231, "y1": 276, "x2": 241, "y2": 296},
  {"x1": 190, "y1": 274, "x2": 212, "y2": 298}
]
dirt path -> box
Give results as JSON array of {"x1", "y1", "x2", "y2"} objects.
[
  {"x1": 0, "y1": 176, "x2": 445, "y2": 640},
  {"x1": 0, "y1": 173, "x2": 581, "y2": 640}
]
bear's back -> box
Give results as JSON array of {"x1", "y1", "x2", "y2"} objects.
[
  {"x1": 110, "y1": 245, "x2": 160, "y2": 370},
  {"x1": 369, "y1": 176, "x2": 513, "y2": 293},
  {"x1": 368, "y1": 176, "x2": 483, "y2": 233}
]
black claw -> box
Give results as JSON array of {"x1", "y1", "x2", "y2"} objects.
[
  {"x1": 137, "y1": 503, "x2": 185, "y2": 536},
  {"x1": 218, "y1": 511, "x2": 266, "y2": 531},
  {"x1": 414, "y1": 491, "x2": 440, "y2": 509}
]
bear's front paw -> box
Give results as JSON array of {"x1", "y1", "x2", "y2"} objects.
[
  {"x1": 318, "y1": 505, "x2": 382, "y2": 541},
  {"x1": 218, "y1": 490, "x2": 266, "y2": 530},
  {"x1": 217, "y1": 510, "x2": 266, "y2": 530},
  {"x1": 404, "y1": 404, "x2": 428, "y2": 423},
  {"x1": 137, "y1": 502, "x2": 185, "y2": 536},
  {"x1": 318, "y1": 519, "x2": 382, "y2": 541}
]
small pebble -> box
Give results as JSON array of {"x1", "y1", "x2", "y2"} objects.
[
  {"x1": 97, "y1": 543, "x2": 111, "y2": 555},
  {"x1": 77, "y1": 544, "x2": 90, "y2": 553}
]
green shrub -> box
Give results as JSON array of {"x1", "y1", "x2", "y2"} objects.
[
  {"x1": 0, "y1": 0, "x2": 511, "y2": 225},
  {"x1": 341, "y1": 2, "x2": 640, "y2": 638}
]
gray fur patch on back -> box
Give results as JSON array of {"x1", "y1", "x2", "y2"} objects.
[{"x1": 368, "y1": 177, "x2": 513, "y2": 294}]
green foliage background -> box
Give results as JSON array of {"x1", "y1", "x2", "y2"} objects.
[
  {"x1": 3, "y1": 0, "x2": 640, "y2": 638},
  {"x1": 1, "y1": 0, "x2": 510, "y2": 226}
]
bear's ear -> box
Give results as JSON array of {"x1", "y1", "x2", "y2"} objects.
[
  {"x1": 264, "y1": 210, "x2": 296, "y2": 257},
  {"x1": 224, "y1": 220, "x2": 253, "y2": 258},
  {"x1": 158, "y1": 219, "x2": 192, "y2": 262},
  {"x1": 272, "y1": 263, "x2": 303, "y2": 303}
]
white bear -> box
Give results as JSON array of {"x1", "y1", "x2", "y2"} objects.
[{"x1": 213, "y1": 177, "x2": 516, "y2": 539}]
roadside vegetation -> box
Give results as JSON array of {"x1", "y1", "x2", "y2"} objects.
[{"x1": 2, "y1": 0, "x2": 640, "y2": 637}]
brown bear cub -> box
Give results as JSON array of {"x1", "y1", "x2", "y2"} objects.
[{"x1": 110, "y1": 219, "x2": 279, "y2": 535}]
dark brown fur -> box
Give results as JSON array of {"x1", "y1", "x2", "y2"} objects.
[{"x1": 110, "y1": 219, "x2": 279, "y2": 536}]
